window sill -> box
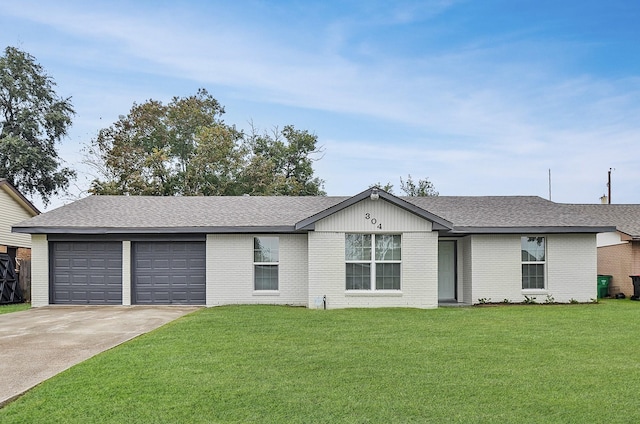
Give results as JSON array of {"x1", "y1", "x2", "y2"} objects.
[
  {"x1": 521, "y1": 289, "x2": 548, "y2": 296},
  {"x1": 253, "y1": 290, "x2": 280, "y2": 296},
  {"x1": 345, "y1": 291, "x2": 403, "y2": 297}
]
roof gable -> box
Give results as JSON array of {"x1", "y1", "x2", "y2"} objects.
[
  {"x1": 0, "y1": 179, "x2": 40, "y2": 217},
  {"x1": 295, "y1": 188, "x2": 453, "y2": 231}
]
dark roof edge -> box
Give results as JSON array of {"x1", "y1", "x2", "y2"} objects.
[
  {"x1": 12, "y1": 225, "x2": 299, "y2": 235},
  {"x1": 0, "y1": 179, "x2": 40, "y2": 216},
  {"x1": 450, "y1": 226, "x2": 617, "y2": 235},
  {"x1": 295, "y1": 188, "x2": 453, "y2": 230}
]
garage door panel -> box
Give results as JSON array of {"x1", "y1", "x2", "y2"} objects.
[
  {"x1": 133, "y1": 241, "x2": 205, "y2": 305},
  {"x1": 51, "y1": 241, "x2": 123, "y2": 305},
  {"x1": 152, "y1": 259, "x2": 171, "y2": 269},
  {"x1": 172, "y1": 259, "x2": 188, "y2": 269}
]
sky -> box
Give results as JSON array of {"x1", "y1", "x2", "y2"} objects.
[{"x1": 1, "y1": 0, "x2": 639, "y2": 211}]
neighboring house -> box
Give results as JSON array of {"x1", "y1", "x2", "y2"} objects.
[
  {"x1": 12, "y1": 188, "x2": 614, "y2": 308},
  {"x1": 568, "y1": 204, "x2": 640, "y2": 296},
  {"x1": 0, "y1": 179, "x2": 40, "y2": 266}
]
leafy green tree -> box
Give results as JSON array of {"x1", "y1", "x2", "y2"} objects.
[
  {"x1": 245, "y1": 125, "x2": 325, "y2": 196},
  {"x1": 0, "y1": 46, "x2": 76, "y2": 205},
  {"x1": 400, "y1": 174, "x2": 438, "y2": 196},
  {"x1": 88, "y1": 89, "x2": 232, "y2": 196},
  {"x1": 371, "y1": 175, "x2": 438, "y2": 196},
  {"x1": 369, "y1": 182, "x2": 394, "y2": 193},
  {"x1": 87, "y1": 90, "x2": 325, "y2": 196}
]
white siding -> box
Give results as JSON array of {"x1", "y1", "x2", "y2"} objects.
[
  {"x1": 547, "y1": 234, "x2": 597, "y2": 302},
  {"x1": 30, "y1": 235, "x2": 48, "y2": 307},
  {"x1": 315, "y1": 198, "x2": 432, "y2": 233},
  {"x1": 0, "y1": 188, "x2": 33, "y2": 248},
  {"x1": 122, "y1": 241, "x2": 131, "y2": 306},
  {"x1": 206, "y1": 234, "x2": 308, "y2": 306}
]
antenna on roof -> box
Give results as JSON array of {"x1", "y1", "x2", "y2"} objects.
[{"x1": 548, "y1": 169, "x2": 551, "y2": 201}]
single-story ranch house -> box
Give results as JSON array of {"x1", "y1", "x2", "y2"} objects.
[{"x1": 12, "y1": 188, "x2": 614, "y2": 309}]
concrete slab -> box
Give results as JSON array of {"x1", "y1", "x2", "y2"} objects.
[{"x1": 0, "y1": 305, "x2": 200, "y2": 407}]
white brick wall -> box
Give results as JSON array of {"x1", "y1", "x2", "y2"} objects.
[
  {"x1": 308, "y1": 232, "x2": 344, "y2": 309},
  {"x1": 547, "y1": 234, "x2": 597, "y2": 302},
  {"x1": 469, "y1": 235, "x2": 522, "y2": 303},
  {"x1": 308, "y1": 231, "x2": 438, "y2": 309},
  {"x1": 469, "y1": 233, "x2": 598, "y2": 304},
  {"x1": 30, "y1": 234, "x2": 48, "y2": 307},
  {"x1": 206, "y1": 234, "x2": 308, "y2": 306},
  {"x1": 461, "y1": 236, "x2": 473, "y2": 304}
]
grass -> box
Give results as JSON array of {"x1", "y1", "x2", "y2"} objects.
[
  {"x1": 0, "y1": 303, "x2": 29, "y2": 315},
  {"x1": 2, "y1": 300, "x2": 640, "y2": 423}
]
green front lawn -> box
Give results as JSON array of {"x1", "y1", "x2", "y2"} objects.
[
  {"x1": 0, "y1": 303, "x2": 29, "y2": 315},
  {"x1": 2, "y1": 301, "x2": 639, "y2": 423}
]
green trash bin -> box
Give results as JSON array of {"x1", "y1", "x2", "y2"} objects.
[{"x1": 597, "y1": 275, "x2": 612, "y2": 299}]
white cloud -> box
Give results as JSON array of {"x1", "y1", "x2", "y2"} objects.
[{"x1": 2, "y1": 1, "x2": 639, "y2": 206}]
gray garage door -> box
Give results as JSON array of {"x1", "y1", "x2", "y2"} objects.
[
  {"x1": 133, "y1": 241, "x2": 206, "y2": 305},
  {"x1": 50, "y1": 242, "x2": 123, "y2": 304}
]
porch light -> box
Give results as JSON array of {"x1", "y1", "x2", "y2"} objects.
[{"x1": 370, "y1": 188, "x2": 379, "y2": 200}]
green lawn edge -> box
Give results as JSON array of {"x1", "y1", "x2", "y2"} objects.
[
  {"x1": 2, "y1": 300, "x2": 639, "y2": 423},
  {"x1": 0, "y1": 303, "x2": 30, "y2": 315}
]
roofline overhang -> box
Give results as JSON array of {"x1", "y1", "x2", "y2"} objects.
[
  {"x1": 15, "y1": 225, "x2": 616, "y2": 236},
  {"x1": 12, "y1": 225, "x2": 301, "y2": 235},
  {"x1": 448, "y1": 226, "x2": 617, "y2": 235},
  {"x1": 295, "y1": 188, "x2": 453, "y2": 230},
  {"x1": 613, "y1": 229, "x2": 640, "y2": 241},
  {"x1": 0, "y1": 179, "x2": 40, "y2": 216}
]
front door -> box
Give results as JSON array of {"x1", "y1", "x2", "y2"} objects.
[{"x1": 438, "y1": 240, "x2": 456, "y2": 301}]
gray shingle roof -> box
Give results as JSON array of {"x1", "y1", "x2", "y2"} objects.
[
  {"x1": 565, "y1": 204, "x2": 640, "y2": 239},
  {"x1": 12, "y1": 191, "x2": 617, "y2": 235},
  {"x1": 404, "y1": 196, "x2": 612, "y2": 229},
  {"x1": 12, "y1": 195, "x2": 348, "y2": 233}
]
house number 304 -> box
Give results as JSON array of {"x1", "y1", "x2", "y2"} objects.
[{"x1": 364, "y1": 213, "x2": 383, "y2": 229}]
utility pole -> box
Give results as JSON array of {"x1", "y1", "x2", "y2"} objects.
[{"x1": 607, "y1": 168, "x2": 612, "y2": 204}]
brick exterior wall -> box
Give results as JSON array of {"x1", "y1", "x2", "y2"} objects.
[
  {"x1": 307, "y1": 231, "x2": 438, "y2": 309},
  {"x1": 470, "y1": 233, "x2": 597, "y2": 304},
  {"x1": 206, "y1": 234, "x2": 308, "y2": 306},
  {"x1": 597, "y1": 241, "x2": 639, "y2": 296},
  {"x1": 469, "y1": 235, "x2": 522, "y2": 303},
  {"x1": 461, "y1": 236, "x2": 473, "y2": 304},
  {"x1": 546, "y1": 234, "x2": 597, "y2": 302}
]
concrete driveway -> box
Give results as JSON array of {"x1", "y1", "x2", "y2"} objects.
[{"x1": 0, "y1": 305, "x2": 200, "y2": 407}]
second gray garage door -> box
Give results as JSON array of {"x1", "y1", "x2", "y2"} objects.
[{"x1": 132, "y1": 241, "x2": 206, "y2": 305}]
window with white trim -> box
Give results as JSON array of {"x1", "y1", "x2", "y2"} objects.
[
  {"x1": 521, "y1": 236, "x2": 545, "y2": 289},
  {"x1": 346, "y1": 234, "x2": 401, "y2": 290},
  {"x1": 254, "y1": 237, "x2": 279, "y2": 290}
]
